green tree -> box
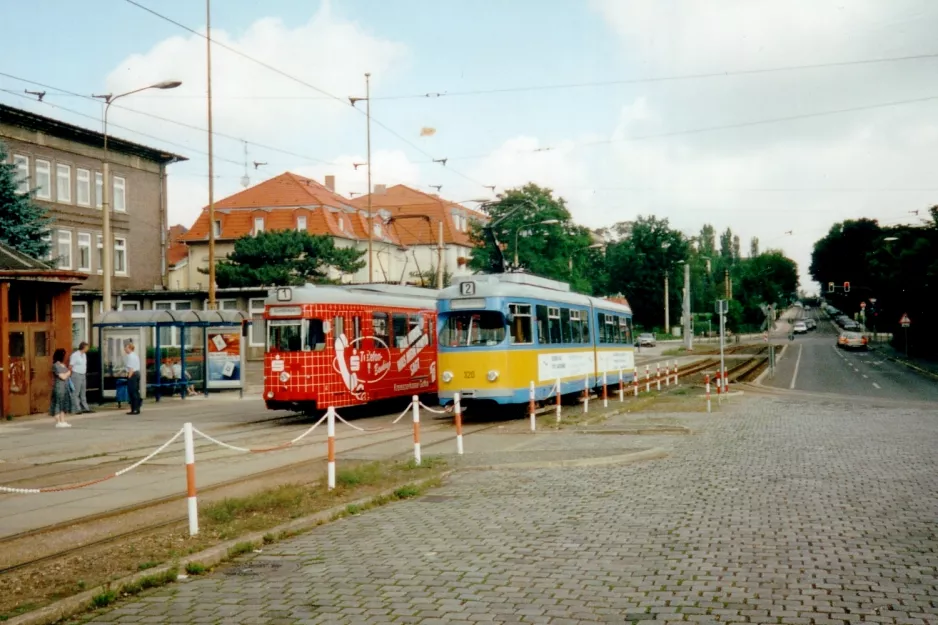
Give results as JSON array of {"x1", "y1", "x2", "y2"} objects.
[
  {"x1": 698, "y1": 224, "x2": 717, "y2": 258},
  {"x1": 467, "y1": 184, "x2": 599, "y2": 294},
  {"x1": 0, "y1": 142, "x2": 51, "y2": 259},
  {"x1": 209, "y1": 230, "x2": 366, "y2": 288},
  {"x1": 719, "y1": 227, "x2": 734, "y2": 260},
  {"x1": 749, "y1": 236, "x2": 759, "y2": 258}
]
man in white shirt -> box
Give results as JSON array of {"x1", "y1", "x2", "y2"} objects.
[
  {"x1": 69, "y1": 342, "x2": 92, "y2": 414},
  {"x1": 123, "y1": 342, "x2": 142, "y2": 415}
]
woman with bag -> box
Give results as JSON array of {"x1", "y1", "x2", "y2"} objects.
[{"x1": 50, "y1": 348, "x2": 73, "y2": 428}]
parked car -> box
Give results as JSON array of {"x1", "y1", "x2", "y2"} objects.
[
  {"x1": 637, "y1": 333, "x2": 656, "y2": 347},
  {"x1": 838, "y1": 331, "x2": 868, "y2": 350},
  {"x1": 805, "y1": 318, "x2": 817, "y2": 330},
  {"x1": 793, "y1": 321, "x2": 808, "y2": 334},
  {"x1": 843, "y1": 320, "x2": 861, "y2": 331}
]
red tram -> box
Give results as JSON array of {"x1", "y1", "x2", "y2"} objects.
[{"x1": 263, "y1": 284, "x2": 439, "y2": 412}]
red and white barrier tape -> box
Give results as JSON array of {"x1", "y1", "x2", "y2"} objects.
[{"x1": 0, "y1": 428, "x2": 184, "y2": 495}]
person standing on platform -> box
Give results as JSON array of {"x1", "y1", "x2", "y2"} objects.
[
  {"x1": 123, "y1": 342, "x2": 142, "y2": 415},
  {"x1": 69, "y1": 342, "x2": 92, "y2": 414}
]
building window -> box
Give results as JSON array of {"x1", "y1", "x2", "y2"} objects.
[
  {"x1": 96, "y1": 235, "x2": 103, "y2": 273},
  {"x1": 114, "y1": 237, "x2": 127, "y2": 274},
  {"x1": 71, "y1": 302, "x2": 88, "y2": 348},
  {"x1": 119, "y1": 301, "x2": 140, "y2": 311},
  {"x1": 253, "y1": 217, "x2": 264, "y2": 235},
  {"x1": 77, "y1": 233, "x2": 91, "y2": 271},
  {"x1": 154, "y1": 301, "x2": 191, "y2": 347},
  {"x1": 56, "y1": 163, "x2": 71, "y2": 203},
  {"x1": 57, "y1": 230, "x2": 72, "y2": 269},
  {"x1": 40, "y1": 232, "x2": 52, "y2": 262},
  {"x1": 35, "y1": 159, "x2": 51, "y2": 199},
  {"x1": 12, "y1": 154, "x2": 29, "y2": 194},
  {"x1": 373, "y1": 222, "x2": 382, "y2": 238},
  {"x1": 214, "y1": 299, "x2": 239, "y2": 311},
  {"x1": 249, "y1": 298, "x2": 265, "y2": 346},
  {"x1": 213, "y1": 220, "x2": 222, "y2": 237},
  {"x1": 95, "y1": 172, "x2": 103, "y2": 208},
  {"x1": 76, "y1": 169, "x2": 91, "y2": 206},
  {"x1": 113, "y1": 176, "x2": 126, "y2": 211},
  {"x1": 296, "y1": 215, "x2": 307, "y2": 231}
]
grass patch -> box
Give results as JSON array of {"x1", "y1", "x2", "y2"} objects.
[
  {"x1": 662, "y1": 347, "x2": 688, "y2": 356},
  {"x1": 0, "y1": 603, "x2": 38, "y2": 621},
  {"x1": 137, "y1": 561, "x2": 159, "y2": 571},
  {"x1": 393, "y1": 485, "x2": 421, "y2": 499},
  {"x1": 90, "y1": 591, "x2": 116, "y2": 609},
  {"x1": 185, "y1": 562, "x2": 207, "y2": 575},
  {"x1": 228, "y1": 542, "x2": 255, "y2": 558}
]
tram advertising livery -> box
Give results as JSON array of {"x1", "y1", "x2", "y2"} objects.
[
  {"x1": 436, "y1": 273, "x2": 636, "y2": 410},
  {"x1": 263, "y1": 284, "x2": 438, "y2": 413}
]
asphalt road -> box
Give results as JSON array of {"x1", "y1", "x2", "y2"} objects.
[{"x1": 764, "y1": 308, "x2": 938, "y2": 402}]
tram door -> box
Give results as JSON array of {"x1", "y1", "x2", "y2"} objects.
[{"x1": 7, "y1": 327, "x2": 52, "y2": 416}]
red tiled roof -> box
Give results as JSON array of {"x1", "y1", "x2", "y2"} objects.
[
  {"x1": 179, "y1": 173, "x2": 402, "y2": 246},
  {"x1": 167, "y1": 224, "x2": 189, "y2": 268},
  {"x1": 349, "y1": 185, "x2": 487, "y2": 248}
]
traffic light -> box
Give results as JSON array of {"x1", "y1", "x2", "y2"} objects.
[
  {"x1": 844, "y1": 281, "x2": 850, "y2": 293},
  {"x1": 828, "y1": 282, "x2": 834, "y2": 293}
]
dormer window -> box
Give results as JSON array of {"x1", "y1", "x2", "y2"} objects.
[
  {"x1": 297, "y1": 215, "x2": 307, "y2": 232},
  {"x1": 253, "y1": 217, "x2": 265, "y2": 235},
  {"x1": 452, "y1": 213, "x2": 467, "y2": 232},
  {"x1": 213, "y1": 220, "x2": 222, "y2": 237},
  {"x1": 338, "y1": 217, "x2": 345, "y2": 232},
  {"x1": 373, "y1": 222, "x2": 382, "y2": 238}
]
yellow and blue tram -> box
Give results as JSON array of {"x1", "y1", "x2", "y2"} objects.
[{"x1": 436, "y1": 273, "x2": 635, "y2": 408}]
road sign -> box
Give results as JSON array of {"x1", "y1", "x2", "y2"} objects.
[
  {"x1": 869, "y1": 298, "x2": 877, "y2": 304},
  {"x1": 715, "y1": 300, "x2": 728, "y2": 314},
  {"x1": 900, "y1": 313, "x2": 911, "y2": 327},
  {"x1": 860, "y1": 302, "x2": 866, "y2": 309}
]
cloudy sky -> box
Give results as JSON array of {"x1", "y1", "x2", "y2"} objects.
[{"x1": 4, "y1": 0, "x2": 937, "y2": 292}]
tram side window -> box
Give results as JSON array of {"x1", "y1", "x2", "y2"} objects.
[
  {"x1": 560, "y1": 308, "x2": 572, "y2": 344},
  {"x1": 509, "y1": 304, "x2": 533, "y2": 344},
  {"x1": 352, "y1": 316, "x2": 362, "y2": 341},
  {"x1": 307, "y1": 319, "x2": 326, "y2": 351},
  {"x1": 392, "y1": 313, "x2": 409, "y2": 348},
  {"x1": 536, "y1": 305, "x2": 550, "y2": 344},
  {"x1": 605, "y1": 314, "x2": 619, "y2": 344},
  {"x1": 597, "y1": 313, "x2": 605, "y2": 343},
  {"x1": 620, "y1": 317, "x2": 632, "y2": 344},
  {"x1": 582, "y1": 315, "x2": 591, "y2": 344},
  {"x1": 548, "y1": 307, "x2": 562, "y2": 344},
  {"x1": 569, "y1": 309, "x2": 580, "y2": 343},
  {"x1": 372, "y1": 312, "x2": 390, "y2": 348},
  {"x1": 626, "y1": 317, "x2": 634, "y2": 344},
  {"x1": 333, "y1": 316, "x2": 345, "y2": 341},
  {"x1": 410, "y1": 314, "x2": 430, "y2": 346}
]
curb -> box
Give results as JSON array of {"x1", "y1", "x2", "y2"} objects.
[
  {"x1": 461, "y1": 447, "x2": 667, "y2": 471},
  {"x1": 870, "y1": 347, "x2": 938, "y2": 382},
  {"x1": 6, "y1": 471, "x2": 453, "y2": 625},
  {"x1": 753, "y1": 343, "x2": 788, "y2": 386},
  {"x1": 574, "y1": 427, "x2": 691, "y2": 436}
]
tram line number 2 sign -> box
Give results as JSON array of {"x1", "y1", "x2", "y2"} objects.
[{"x1": 459, "y1": 282, "x2": 476, "y2": 296}]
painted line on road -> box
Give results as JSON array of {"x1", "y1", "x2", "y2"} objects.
[
  {"x1": 862, "y1": 374, "x2": 868, "y2": 379},
  {"x1": 873, "y1": 382, "x2": 882, "y2": 389},
  {"x1": 790, "y1": 344, "x2": 803, "y2": 390}
]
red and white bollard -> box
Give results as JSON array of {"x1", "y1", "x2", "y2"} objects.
[
  {"x1": 645, "y1": 365, "x2": 650, "y2": 392},
  {"x1": 555, "y1": 378, "x2": 561, "y2": 423},
  {"x1": 529, "y1": 381, "x2": 536, "y2": 432},
  {"x1": 326, "y1": 407, "x2": 336, "y2": 490},
  {"x1": 716, "y1": 373, "x2": 723, "y2": 404},
  {"x1": 183, "y1": 422, "x2": 199, "y2": 536},
  {"x1": 412, "y1": 395, "x2": 421, "y2": 465},
  {"x1": 673, "y1": 362, "x2": 679, "y2": 385},
  {"x1": 665, "y1": 360, "x2": 670, "y2": 387},
  {"x1": 656, "y1": 362, "x2": 662, "y2": 391},
  {"x1": 602, "y1": 372, "x2": 608, "y2": 408},
  {"x1": 705, "y1": 375, "x2": 711, "y2": 414},
  {"x1": 723, "y1": 366, "x2": 729, "y2": 393},
  {"x1": 618, "y1": 369, "x2": 624, "y2": 402},
  {"x1": 633, "y1": 367, "x2": 639, "y2": 397},
  {"x1": 454, "y1": 393, "x2": 463, "y2": 455},
  {"x1": 583, "y1": 375, "x2": 590, "y2": 414}
]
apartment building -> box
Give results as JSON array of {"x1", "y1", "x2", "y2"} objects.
[{"x1": 0, "y1": 103, "x2": 187, "y2": 347}]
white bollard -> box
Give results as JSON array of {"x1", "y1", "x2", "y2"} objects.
[
  {"x1": 183, "y1": 422, "x2": 199, "y2": 537},
  {"x1": 583, "y1": 375, "x2": 589, "y2": 413},
  {"x1": 618, "y1": 369, "x2": 624, "y2": 402},
  {"x1": 412, "y1": 395, "x2": 421, "y2": 465},
  {"x1": 555, "y1": 378, "x2": 561, "y2": 423},
  {"x1": 656, "y1": 362, "x2": 661, "y2": 391},
  {"x1": 454, "y1": 393, "x2": 463, "y2": 455},
  {"x1": 327, "y1": 407, "x2": 336, "y2": 489},
  {"x1": 705, "y1": 375, "x2": 711, "y2": 414},
  {"x1": 529, "y1": 381, "x2": 536, "y2": 432},
  {"x1": 645, "y1": 365, "x2": 650, "y2": 393}
]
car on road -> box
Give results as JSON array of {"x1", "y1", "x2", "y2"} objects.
[
  {"x1": 793, "y1": 321, "x2": 808, "y2": 334},
  {"x1": 842, "y1": 320, "x2": 861, "y2": 331},
  {"x1": 805, "y1": 318, "x2": 817, "y2": 330},
  {"x1": 637, "y1": 333, "x2": 656, "y2": 347},
  {"x1": 837, "y1": 331, "x2": 868, "y2": 350}
]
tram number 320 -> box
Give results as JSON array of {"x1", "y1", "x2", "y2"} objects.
[{"x1": 464, "y1": 371, "x2": 475, "y2": 379}]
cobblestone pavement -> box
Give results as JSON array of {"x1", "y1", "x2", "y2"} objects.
[{"x1": 79, "y1": 394, "x2": 938, "y2": 624}]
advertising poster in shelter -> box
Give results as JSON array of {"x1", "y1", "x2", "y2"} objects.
[{"x1": 207, "y1": 327, "x2": 242, "y2": 389}]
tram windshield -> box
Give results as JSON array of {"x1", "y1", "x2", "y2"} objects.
[
  {"x1": 441, "y1": 311, "x2": 506, "y2": 347},
  {"x1": 268, "y1": 319, "x2": 326, "y2": 352}
]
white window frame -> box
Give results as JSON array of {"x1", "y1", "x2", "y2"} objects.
[
  {"x1": 114, "y1": 237, "x2": 128, "y2": 275},
  {"x1": 56, "y1": 163, "x2": 71, "y2": 203},
  {"x1": 77, "y1": 232, "x2": 92, "y2": 271},
  {"x1": 95, "y1": 172, "x2": 103, "y2": 209},
  {"x1": 12, "y1": 154, "x2": 29, "y2": 194},
  {"x1": 249, "y1": 298, "x2": 266, "y2": 347},
  {"x1": 113, "y1": 176, "x2": 126, "y2": 212},
  {"x1": 35, "y1": 159, "x2": 51, "y2": 199},
  {"x1": 154, "y1": 300, "x2": 192, "y2": 347},
  {"x1": 118, "y1": 300, "x2": 140, "y2": 311},
  {"x1": 96, "y1": 234, "x2": 103, "y2": 274},
  {"x1": 57, "y1": 230, "x2": 73, "y2": 269},
  {"x1": 296, "y1": 215, "x2": 307, "y2": 231},
  {"x1": 208, "y1": 298, "x2": 240, "y2": 311},
  {"x1": 213, "y1": 220, "x2": 222, "y2": 237},
  {"x1": 76, "y1": 168, "x2": 91, "y2": 206},
  {"x1": 71, "y1": 302, "x2": 89, "y2": 348},
  {"x1": 253, "y1": 217, "x2": 265, "y2": 235},
  {"x1": 40, "y1": 232, "x2": 52, "y2": 261}
]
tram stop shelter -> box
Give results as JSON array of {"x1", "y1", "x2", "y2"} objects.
[{"x1": 93, "y1": 309, "x2": 249, "y2": 403}]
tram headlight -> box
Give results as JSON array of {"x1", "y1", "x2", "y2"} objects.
[
  {"x1": 487, "y1": 370, "x2": 499, "y2": 382},
  {"x1": 442, "y1": 371, "x2": 454, "y2": 383},
  {"x1": 267, "y1": 391, "x2": 274, "y2": 399},
  {"x1": 279, "y1": 371, "x2": 290, "y2": 383}
]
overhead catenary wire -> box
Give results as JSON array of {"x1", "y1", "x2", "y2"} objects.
[{"x1": 121, "y1": 0, "x2": 491, "y2": 190}]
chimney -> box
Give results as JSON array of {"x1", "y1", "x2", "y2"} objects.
[
  {"x1": 324, "y1": 175, "x2": 335, "y2": 192},
  {"x1": 374, "y1": 184, "x2": 386, "y2": 195}
]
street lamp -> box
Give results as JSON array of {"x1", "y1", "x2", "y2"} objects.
[
  {"x1": 349, "y1": 73, "x2": 373, "y2": 282},
  {"x1": 93, "y1": 79, "x2": 182, "y2": 312}
]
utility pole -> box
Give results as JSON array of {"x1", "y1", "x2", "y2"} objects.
[
  {"x1": 724, "y1": 268, "x2": 730, "y2": 300},
  {"x1": 205, "y1": 0, "x2": 217, "y2": 309},
  {"x1": 437, "y1": 220, "x2": 444, "y2": 290},
  {"x1": 664, "y1": 274, "x2": 670, "y2": 335},
  {"x1": 365, "y1": 73, "x2": 373, "y2": 283},
  {"x1": 683, "y1": 262, "x2": 693, "y2": 350}
]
